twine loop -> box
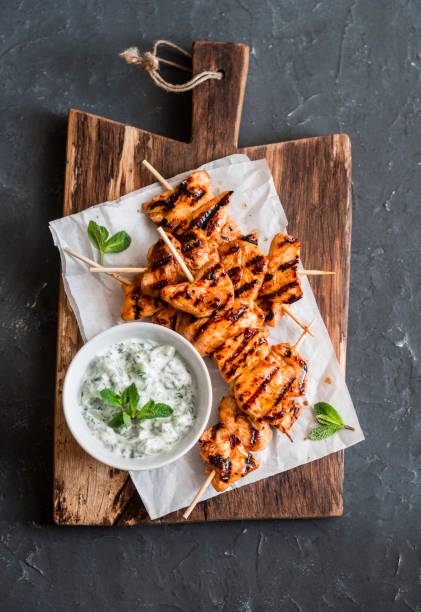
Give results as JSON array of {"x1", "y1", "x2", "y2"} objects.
[{"x1": 119, "y1": 39, "x2": 223, "y2": 93}]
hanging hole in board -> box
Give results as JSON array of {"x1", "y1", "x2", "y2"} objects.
[{"x1": 218, "y1": 69, "x2": 225, "y2": 79}]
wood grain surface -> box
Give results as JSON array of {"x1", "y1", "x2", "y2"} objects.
[{"x1": 54, "y1": 41, "x2": 351, "y2": 525}]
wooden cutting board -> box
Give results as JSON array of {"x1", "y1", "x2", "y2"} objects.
[{"x1": 54, "y1": 41, "x2": 351, "y2": 525}]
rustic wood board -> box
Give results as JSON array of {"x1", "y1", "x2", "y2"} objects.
[{"x1": 54, "y1": 41, "x2": 351, "y2": 525}]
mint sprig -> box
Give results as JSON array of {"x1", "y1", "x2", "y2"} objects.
[
  {"x1": 88, "y1": 220, "x2": 131, "y2": 265},
  {"x1": 100, "y1": 384, "x2": 173, "y2": 429},
  {"x1": 309, "y1": 402, "x2": 355, "y2": 441}
]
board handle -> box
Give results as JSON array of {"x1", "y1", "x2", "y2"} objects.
[{"x1": 191, "y1": 41, "x2": 249, "y2": 153}]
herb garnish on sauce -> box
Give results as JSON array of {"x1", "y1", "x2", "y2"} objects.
[{"x1": 100, "y1": 383, "x2": 173, "y2": 429}]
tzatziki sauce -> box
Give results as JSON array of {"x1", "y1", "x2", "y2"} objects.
[{"x1": 80, "y1": 338, "x2": 196, "y2": 458}]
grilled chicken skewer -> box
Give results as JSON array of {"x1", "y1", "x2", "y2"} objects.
[
  {"x1": 183, "y1": 396, "x2": 272, "y2": 518},
  {"x1": 183, "y1": 325, "x2": 314, "y2": 519},
  {"x1": 141, "y1": 162, "x2": 327, "y2": 336},
  {"x1": 91, "y1": 264, "x2": 335, "y2": 278}
]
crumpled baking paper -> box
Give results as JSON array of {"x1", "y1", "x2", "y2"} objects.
[{"x1": 50, "y1": 154, "x2": 364, "y2": 520}]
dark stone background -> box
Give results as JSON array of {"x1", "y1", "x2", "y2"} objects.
[{"x1": 1, "y1": 1, "x2": 420, "y2": 610}]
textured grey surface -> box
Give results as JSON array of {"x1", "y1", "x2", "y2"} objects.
[{"x1": 1, "y1": 1, "x2": 420, "y2": 610}]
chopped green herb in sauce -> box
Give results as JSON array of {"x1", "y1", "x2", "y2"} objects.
[{"x1": 80, "y1": 339, "x2": 196, "y2": 458}]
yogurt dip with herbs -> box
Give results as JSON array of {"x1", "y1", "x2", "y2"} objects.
[{"x1": 80, "y1": 338, "x2": 196, "y2": 459}]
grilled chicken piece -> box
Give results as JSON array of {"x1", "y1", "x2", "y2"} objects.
[
  {"x1": 161, "y1": 258, "x2": 234, "y2": 318},
  {"x1": 218, "y1": 396, "x2": 272, "y2": 452},
  {"x1": 176, "y1": 227, "x2": 212, "y2": 271},
  {"x1": 151, "y1": 302, "x2": 179, "y2": 329},
  {"x1": 172, "y1": 191, "x2": 232, "y2": 269},
  {"x1": 199, "y1": 423, "x2": 259, "y2": 492},
  {"x1": 240, "y1": 232, "x2": 259, "y2": 245},
  {"x1": 141, "y1": 236, "x2": 184, "y2": 297},
  {"x1": 142, "y1": 170, "x2": 213, "y2": 232},
  {"x1": 256, "y1": 298, "x2": 285, "y2": 327},
  {"x1": 216, "y1": 217, "x2": 242, "y2": 245},
  {"x1": 269, "y1": 399, "x2": 302, "y2": 435},
  {"x1": 271, "y1": 343, "x2": 309, "y2": 397},
  {"x1": 175, "y1": 311, "x2": 195, "y2": 335},
  {"x1": 121, "y1": 275, "x2": 161, "y2": 320},
  {"x1": 259, "y1": 233, "x2": 303, "y2": 304},
  {"x1": 151, "y1": 302, "x2": 194, "y2": 333},
  {"x1": 219, "y1": 238, "x2": 268, "y2": 302},
  {"x1": 233, "y1": 343, "x2": 309, "y2": 421},
  {"x1": 212, "y1": 327, "x2": 270, "y2": 382},
  {"x1": 183, "y1": 301, "x2": 265, "y2": 356},
  {"x1": 182, "y1": 191, "x2": 232, "y2": 238}
]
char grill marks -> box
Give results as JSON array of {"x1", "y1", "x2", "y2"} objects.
[
  {"x1": 265, "y1": 397, "x2": 302, "y2": 433},
  {"x1": 141, "y1": 235, "x2": 184, "y2": 297},
  {"x1": 121, "y1": 274, "x2": 161, "y2": 321},
  {"x1": 173, "y1": 191, "x2": 233, "y2": 270},
  {"x1": 142, "y1": 170, "x2": 214, "y2": 232},
  {"x1": 199, "y1": 418, "x2": 260, "y2": 492},
  {"x1": 256, "y1": 298, "x2": 285, "y2": 327},
  {"x1": 185, "y1": 191, "x2": 232, "y2": 236},
  {"x1": 213, "y1": 327, "x2": 270, "y2": 382},
  {"x1": 199, "y1": 396, "x2": 271, "y2": 492},
  {"x1": 160, "y1": 257, "x2": 234, "y2": 318},
  {"x1": 216, "y1": 217, "x2": 242, "y2": 245},
  {"x1": 218, "y1": 397, "x2": 272, "y2": 452},
  {"x1": 219, "y1": 238, "x2": 268, "y2": 302},
  {"x1": 259, "y1": 233, "x2": 303, "y2": 305},
  {"x1": 176, "y1": 228, "x2": 211, "y2": 270},
  {"x1": 183, "y1": 301, "x2": 265, "y2": 357},
  {"x1": 233, "y1": 343, "x2": 309, "y2": 422}
]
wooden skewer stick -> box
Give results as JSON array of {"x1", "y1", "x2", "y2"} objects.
[
  {"x1": 281, "y1": 304, "x2": 314, "y2": 337},
  {"x1": 293, "y1": 318, "x2": 315, "y2": 351},
  {"x1": 298, "y1": 270, "x2": 335, "y2": 276},
  {"x1": 87, "y1": 266, "x2": 333, "y2": 276},
  {"x1": 182, "y1": 470, "x2": 216, "y2": 520},
  {"x1": 157, "y1": 226, "x2": 194, "y2": 282},
  {"x1": 142, "y1": 160, "x2": 173, "y2": 191},
  {"x1": 90, "y1": 267, "x2": 147, "y2": 274},
  {"x1": 64, "y1": 247, "x2": 132, "y2": 286}
]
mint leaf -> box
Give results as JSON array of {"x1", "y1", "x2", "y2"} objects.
[
  {"x1": 108, "y1": 412, "x2": 125, "y2": 428},
  {"x1": 122, "y1": 383, "x2": 140, "y2": 417},
  {"x1": 314, "y1": 402, "x2": 344, "y2": 427},
  {"x1": 154, "y1": 403, "x2": 174, "y2": 418},
  {"x1": 316, "y1": 414, "x2": 344, "y2": 427},
  {"x1": 100, "y1": 388, "x2": 123, "y2": 408},
  {"x1": 108, "y1": 409, "x2": 131, "y2": 429},
  {"x1": 88, "y1": 220, "x2": 109, "y2": 264},
  {"x1": 309, "y1": 425, "x2": 341, "y2": 440},
  {"x1": 104, "y1": 231, "x2": 131, "y2": 254},
  {"x1": 136, "y1": 400, "x2": 173, "y2": 420},
  {"x1": 88, "y1": 220, "x2": 109, "y2": 249},
  {"x1": 136, "y1": 399, "x2": 155, "y2": 419}
]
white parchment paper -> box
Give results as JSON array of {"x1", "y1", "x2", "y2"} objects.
[{"x1": 50, "y1": 154, "x2": 364, "y2": 520}]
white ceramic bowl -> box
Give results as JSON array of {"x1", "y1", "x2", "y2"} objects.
[{"x1": 62, "y1": 322, "x2": 212, "y2": 471}]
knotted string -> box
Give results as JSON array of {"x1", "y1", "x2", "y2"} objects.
[{"x1": 119, "y1": 39, "x2": 223, "y2": 93}]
